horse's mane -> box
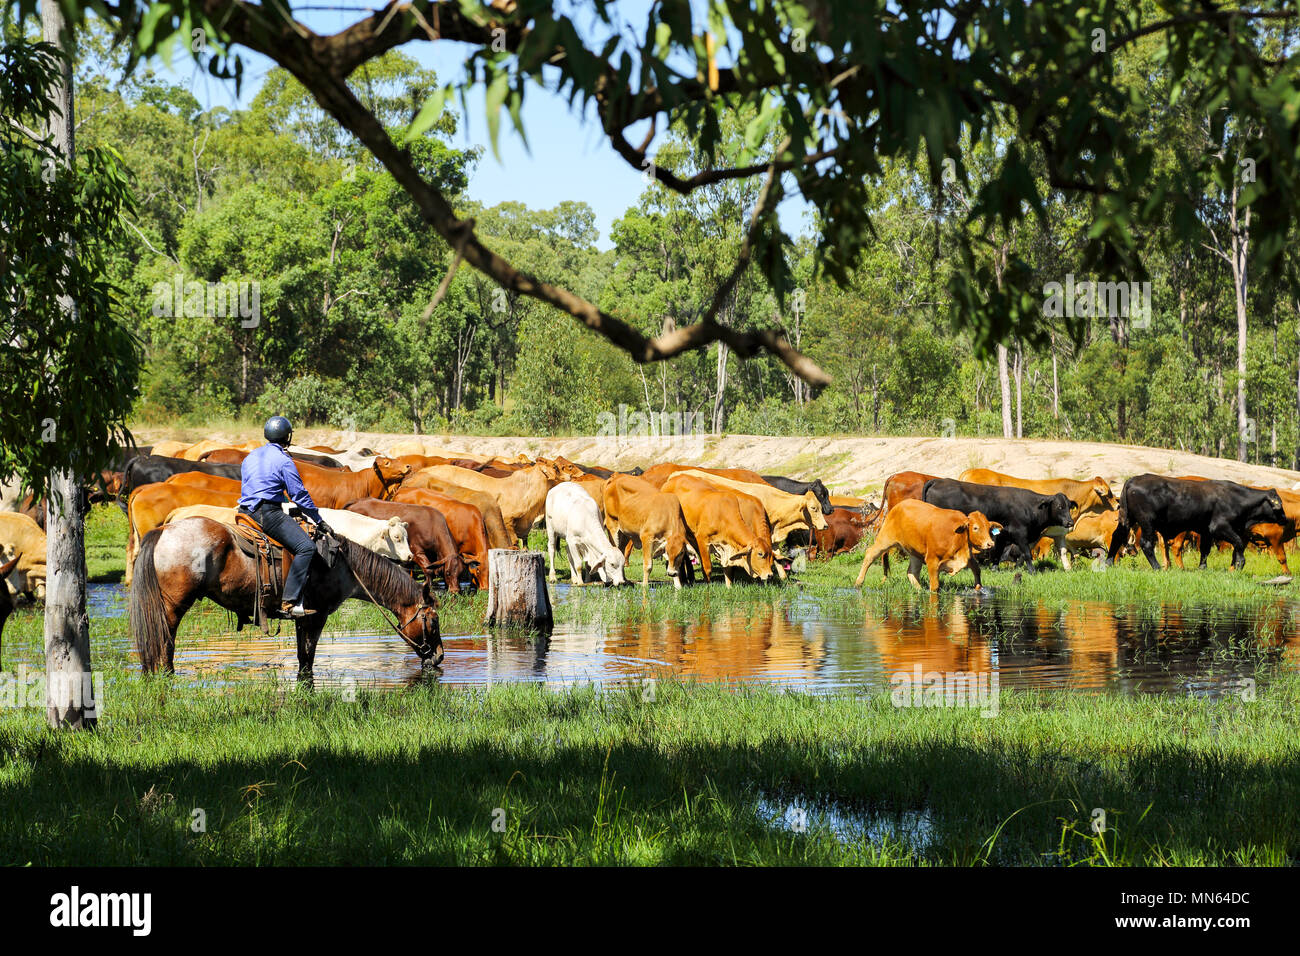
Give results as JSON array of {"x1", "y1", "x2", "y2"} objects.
[{"x1": 337, "y1": 537, "x2": 421, "y2": 605}]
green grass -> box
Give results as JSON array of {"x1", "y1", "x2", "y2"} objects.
[
  {"x1": 1, "y1": 505, "x2": 1298, "y2": 865},
  {"x1": 0, "y1": 665, "x2": 1296, "y2": 864}
]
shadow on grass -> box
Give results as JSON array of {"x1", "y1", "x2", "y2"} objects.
[{"x1": 1, "y1": 703, "x2": 1296, "y2": 866}]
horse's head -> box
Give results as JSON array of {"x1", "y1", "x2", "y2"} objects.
[{"x1": 401, "y1": 580, "x2": 443, "y2": 667}]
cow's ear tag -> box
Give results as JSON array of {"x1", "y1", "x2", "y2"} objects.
[{"x1": 991, "y1": 526, "x2": 1002, "y2": 536}]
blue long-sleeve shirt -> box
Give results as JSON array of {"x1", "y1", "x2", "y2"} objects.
[{"x1": 239, "y1": 443, "x2": 322, "y2": 522}]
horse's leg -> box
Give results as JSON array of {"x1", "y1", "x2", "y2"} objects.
[{"x1": 295, "y1": 617, "x2": 326, "y2": 674}]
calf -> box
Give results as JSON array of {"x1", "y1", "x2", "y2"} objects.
[
  {"x1": 544, "y1": 484, "x2": 626, "y2": 586},
  {"x1": 1111, "y1": 474, "x2": 1286, "y2": 570},
  {"x1": 603, "y1": 475, "x2": 696, "y2": 587},
  {"x1": 922, "y1": 478, "x2": 1073, "y2": 572},
  {"x1": 854, "y1": 499, "x2": 1000, "y2": 591},
  {"x1": 345, "y1": 498, "x2": 468, "y2": 592}
]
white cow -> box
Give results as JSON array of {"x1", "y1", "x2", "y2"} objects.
[
  {"x1": 545, "y1": 483, "x2": 626, "y2": 586},
  {"x1": 284, "y1": 505, "x2": 413, "y2": 562}
]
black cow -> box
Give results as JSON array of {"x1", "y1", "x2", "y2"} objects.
[
  {"x1": 119, "y1": 455, "x2": 244, "y2": 511},
  {"x1": 762, "y1": 475, "x2": 834, "y2": 515},
  {"x1": 922, "y1": 478, "x2": 1074, "y2": 573},
  {"x1": 1109, "y1": 474, "x2": 1286, "y2": 570},
  {"x1": 0, "y1": 553, "x2": 16, "y2": 660}
]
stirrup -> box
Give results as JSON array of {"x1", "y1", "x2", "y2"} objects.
[{"x1": 280, "y1": 603, "x2": 316, "y2": 618}]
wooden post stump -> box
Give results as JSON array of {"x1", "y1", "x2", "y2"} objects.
[{"x1": 484, "y1": 550, "x2": 553, "y2": 634}]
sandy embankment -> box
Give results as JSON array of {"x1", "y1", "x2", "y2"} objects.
[{"x1": 135, "y1": 428, "x2": 1300, "y2": 499}]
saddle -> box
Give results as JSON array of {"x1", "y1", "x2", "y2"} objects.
[{"x1": 229, "y1": 511, "x2": 345, "y2": 632}]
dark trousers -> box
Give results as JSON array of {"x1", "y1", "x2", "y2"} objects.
[{"x1": 248, "y1": 502, "x2": 316, "y2": 605}]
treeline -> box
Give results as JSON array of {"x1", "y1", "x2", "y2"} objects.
[{"x1": 75, "y1": 20, "x2": 1300, "y2": 467}]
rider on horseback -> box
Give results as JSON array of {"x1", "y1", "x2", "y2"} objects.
[{"x1": 238, "y1": 416, "x2": 334, "y2": 618}]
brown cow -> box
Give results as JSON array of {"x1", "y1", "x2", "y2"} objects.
[
  {"x1": 398, "y1": 473, "x2": 515, "y2": 551},
  {"x1": 126, "y1": 484, "x2": 239, "y2": 585},
  {"x1": 854, "y1": 498, "x2": 1001, "y2": 592},
  {"x1": 875, "y1": 472, "x2": 941, "y2": 531},
  {"x1": 345, "y1": 498, "x2": 468, "y2": 593},
  {"x1": 661, "y1": 474, "x2": 774, "y2": 583},
  {"x1": 163, "y1": 457, "x2": 409, "y2": 509},
  {"x1": 811, "y1": 507, "x2": 869, "y2": 558},
  {"x1": 603, "y1": 474, "x2": 696, "y2": 587},
  {"x1": 201, "y1": 447, "x2": 249, "y2": 465},
  {"x1": 392, "y1": 488, "x2": 490, "y2": 588},
  {"x1": 638, "y1": 462, "x2": 773, "y2": 489}
]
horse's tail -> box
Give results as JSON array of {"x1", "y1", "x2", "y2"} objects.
[{"x1": 129, "y1": 527, "x2": 171, "y2": 673}]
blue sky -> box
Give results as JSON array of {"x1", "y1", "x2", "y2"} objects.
[{"x1": 166, "y1": 1, "x2": 815, "y2": 249}]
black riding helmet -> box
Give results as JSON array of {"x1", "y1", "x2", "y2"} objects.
[{"x1": 264, "y1": 415, "x2": 293, "y2": 446}]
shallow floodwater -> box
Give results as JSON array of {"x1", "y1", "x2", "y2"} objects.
[{"x1": 85, "y1": 581, "x2": 1300, "y2": 697}]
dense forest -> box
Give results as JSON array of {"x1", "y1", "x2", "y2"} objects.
[{"x1": 66, "y1": 18, "x2": 1300, "y2": 467}]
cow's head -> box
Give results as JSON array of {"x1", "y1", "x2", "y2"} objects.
[
  {"x1": 593, "y1": 547, "x2": 627, "y2": 586},
  {"x1": 374, "y1": 456, "x2": 413, "y2": 494},
  {"x1": 961, "y1": 513, "x2": 1001, "y2": 553},
  {"x1": 1257, "y1": 489, "x2": 1288, "y2": 526},
  {"x1": 726, "y1": 539, "x2": 774, "y2": 581},
  {"x1": 809, "y1": 479, "x2": 834, "y2": 515},
  {"x1": 384, "y1": 516, "x2": 414, "y2": 563},
  {"x1": 1076, "y1": 477, "x2": 1117, "y2": 515},
  {"x1": 535, "y1": 459, "x2": 564, "y2": 484},
  {"x1": 1040, "y1": 493, "x2": 1074, "y2": 532},
  {"x1": 805, "y1": 492, "x2": 829, "y2": 530}
]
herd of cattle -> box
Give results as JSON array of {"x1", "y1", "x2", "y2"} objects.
[{"x1": 3, "y1": 436, "x2": 1300, "y2": 621}]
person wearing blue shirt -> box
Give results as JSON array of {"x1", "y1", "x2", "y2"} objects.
[{"x1": 238, "y1": 416, "x2": 334, "y2": 618}]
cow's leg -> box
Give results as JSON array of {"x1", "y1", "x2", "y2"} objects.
[
  {"x1": 696, "y1": 538, "x2": 713, "y2": 584},
  {"x1": 1137, "y1": 525, "x2": 1162, "y2": 570},
  {"x1": 566, "y1": 538, "x2": 585, "y2": 586},
  {"x1": 1014, "y1": 535, "x2": 1037, "y2": 573},
  {"x1": 1054, "y1": 532, "x2": 1072, "y2": 571},
  {"x1": 546, "y1": 526, "x2": 558, "y2": 582},
  {"x1": 926, "y1": 555, "x2": 941, "y2": 591},
  {"x1": 906, "y1": 554, "x2": 925, "y2": 591},
  {"x1": 969, "y1": 558, "x2": 983, "y2": 591},
  {"x1": 642, "y1": 542, "x2": 652, "y2": 586},
  {"x1": 854, "y1": 542, "x2": 885, "y2": 587},
  {"x1": 1210, "y1": 521, "x2": 1245, "y2": 570}
]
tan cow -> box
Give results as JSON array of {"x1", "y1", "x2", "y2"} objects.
[
  {"x1": 150, "y1": 440, "x2": 191, "y2": 459},
  {"x1": 674, "y1": 469, "x2": 827, "y2": 543},
  {"x1": 603, "y1": 474, "x2": 696, "y2": 587},
  {"x1": 0, "y1": 512, "x2": 48, "y2": 599},
  {"x1": 854, "y1": 498, "x2": 1001, "y2": 592},
  {"x1": 126, "y1": 485, "x2": 239, "y2": 585},
  {"x1": 413, "y1": 462, "x2": 563, "y2": 547},
  {"x1": 1031, "y1": 509, "x2": 1125, "y2": 562},
  {"x1": 662, "y1": 474, "x2": 774, "y2": 584}
]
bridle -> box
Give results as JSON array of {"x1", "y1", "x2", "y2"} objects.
[{"x1": 343, "y1": 542, "x2": 441, "y2": 661}]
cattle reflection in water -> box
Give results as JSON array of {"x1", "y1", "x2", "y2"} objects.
[{"x1": 85, "y1": 583, "x2": 1300, "y2": 696}]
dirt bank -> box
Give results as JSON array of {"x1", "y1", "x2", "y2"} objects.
[{"x1": 134, "y1": 427, "x2": 1300, "y2": 499}]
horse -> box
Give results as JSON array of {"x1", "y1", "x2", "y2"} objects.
[{"x1": 128, "y1": 517, "x2": 442, "y2": 675}]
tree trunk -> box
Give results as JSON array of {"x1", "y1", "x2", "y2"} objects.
[
  {"x1": 1231, "y1": 183, "x2": 1251, "y2": 461},
  {"x1": 484, "y1": 550, "x2": 553, "y2": 634},
  {"x1": 41, "y1": 2, "x2": 96, "y2": 730},
  {"x1": 712, "y1": 341, "x2": 728, "y2": 434},
  {"x1": 1013, "y1": 342, "x2": 1024, "y2": 438},
  {"x1": 997, "y1": 344, "x2": 1013, "y2": 438}
]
